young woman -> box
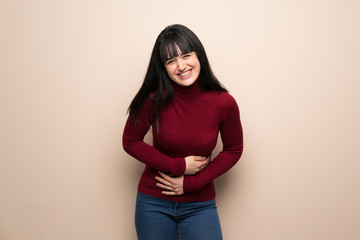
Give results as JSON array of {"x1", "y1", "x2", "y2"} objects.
[{"x1": 123, "y1": 24, "x2": 243, "y2": 240}]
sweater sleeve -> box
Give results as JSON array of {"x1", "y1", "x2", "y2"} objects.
[
  {"x1": 122, "y1": 98, "x2": 186, "y2": 175},
  {"x1": 183, "y1": 95, "x2": 243, "y2": 193}
]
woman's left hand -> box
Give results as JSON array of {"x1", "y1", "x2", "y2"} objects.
[{"x1": 155, "y1": 172, "x2": 184, "y2": 195}]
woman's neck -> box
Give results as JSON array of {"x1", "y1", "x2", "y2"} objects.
[{"x1": 172, "y1": 79, "x2": 202, "y2": 99}]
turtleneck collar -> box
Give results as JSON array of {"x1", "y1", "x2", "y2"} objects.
[{"x1": 172, "y1": 79, "x2": 202, "y2": 99}]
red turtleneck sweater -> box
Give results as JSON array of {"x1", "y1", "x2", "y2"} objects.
[{"x1": 123, "y1": 80, "x2": 243, "y2": 202}]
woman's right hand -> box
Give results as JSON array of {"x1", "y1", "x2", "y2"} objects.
[{"x1": 184, "y1": 155, "x2": 210, "y2": 175}]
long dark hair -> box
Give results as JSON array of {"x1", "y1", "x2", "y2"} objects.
[{"x1": 127, "y1": 24, "x2": 227, "y2": 125}]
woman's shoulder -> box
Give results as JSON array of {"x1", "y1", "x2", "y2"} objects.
[
  {"x1": 206, "y1": 91, "x2": 240, "y2": 121},
  {"x1": 205, "y1": 90, "x2": 238, "y2": 106}
]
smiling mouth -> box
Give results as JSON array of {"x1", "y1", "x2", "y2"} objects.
[{"x1": 178, "y1": 69, "x2": 192, "y2": 79}]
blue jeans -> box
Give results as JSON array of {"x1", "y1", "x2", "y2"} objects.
[{"x1": 135, "y1": 192, "x2": 223, "y2": 240}]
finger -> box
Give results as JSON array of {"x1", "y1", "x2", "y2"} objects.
[
  {"x1": 195, "y1": 156, "x2": 209, "y2": 161},
  {"x1": 201, "y1": 160, "x2": 210, "y2": 168},
  {"x1": 201, "y1": 159, "x2": 210, "y2": 166},
  {"x1": 161, "y1": 191, "x2": 177, "y2": 196},
  {"x1": 158, "y1": 171, "x2": 173, "y2": 182},
  {"x1": 156, "y1": 182, "x2": 174, "y2": 191},
  {"x1": 204, "y1": 156, "x2": 210, "y2": 164},
  {"x1": 199, "y1": 156, "x2": 207, "y2": 160},
  {"x1": 155, "y1": 176, "x2": 172, "y2": 187}
]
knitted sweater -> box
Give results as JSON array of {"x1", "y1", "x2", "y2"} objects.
[{"x1": 123, "y1": 80, "x2": 243, "y2": 202}]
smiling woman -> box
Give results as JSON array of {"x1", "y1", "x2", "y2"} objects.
[
  {"x1": 165, "y1": 51, "x2": 201, "y2": 87},
  {"x1": 122, "y1": 24, "x2": 243, "y2": 240}
]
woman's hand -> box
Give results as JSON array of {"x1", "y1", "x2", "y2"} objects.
[
  {"x1": 155, "y1": 172, "x2": 184, "y2": 196},
  {"x1": 184, "y1": 155, "x2": 210, "y2": 175}
]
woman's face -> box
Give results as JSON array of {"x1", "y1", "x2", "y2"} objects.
[{"x1": 164, "y1": 51, "x2": 201, "y2": 87}]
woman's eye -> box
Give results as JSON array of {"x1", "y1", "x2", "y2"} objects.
[
  {"x1": 183, "y1": 54, "x2": 191, "y2": 58},
  {"x1": 166, "y1": 60, "x2": 174, "y2": 64}
]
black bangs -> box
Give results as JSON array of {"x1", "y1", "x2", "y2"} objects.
[{"x1": 158, "y1": 32, "x2": 195, "y2": 63}]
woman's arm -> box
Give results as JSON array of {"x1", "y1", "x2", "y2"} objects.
[
  {"x1": 183, "y1": 95, "x2": 243, "y2": 193},
  {"x1": 123, "y1": 98, "x2": 210, "y2": 176},
  {"x1": 123, "y1": 98, "x2": 186, "y2": 175}
]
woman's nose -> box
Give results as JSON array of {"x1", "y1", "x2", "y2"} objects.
[{"x1": 177, "y1": 59, "x2": 186, "y2": 71}]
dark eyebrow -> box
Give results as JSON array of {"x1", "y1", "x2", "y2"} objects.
[
  {"x1": 165, "y1": 52, "x2": 192, "y2": 63},
  {"x1": 165, "y1": 57, "x2": 175, "y2": 62}
]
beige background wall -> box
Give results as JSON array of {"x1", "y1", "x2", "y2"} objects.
[{"x1": 1, "y1": 0, "x2": 359, "y2": 239}]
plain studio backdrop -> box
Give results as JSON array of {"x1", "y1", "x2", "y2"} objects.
[{"x1": 1, "y1": 0, "x2": 359, "y2": 239}]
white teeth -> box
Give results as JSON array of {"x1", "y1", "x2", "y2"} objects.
[{"x1": 179, "y1": 70, "x2": 191, "y2": 77}]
